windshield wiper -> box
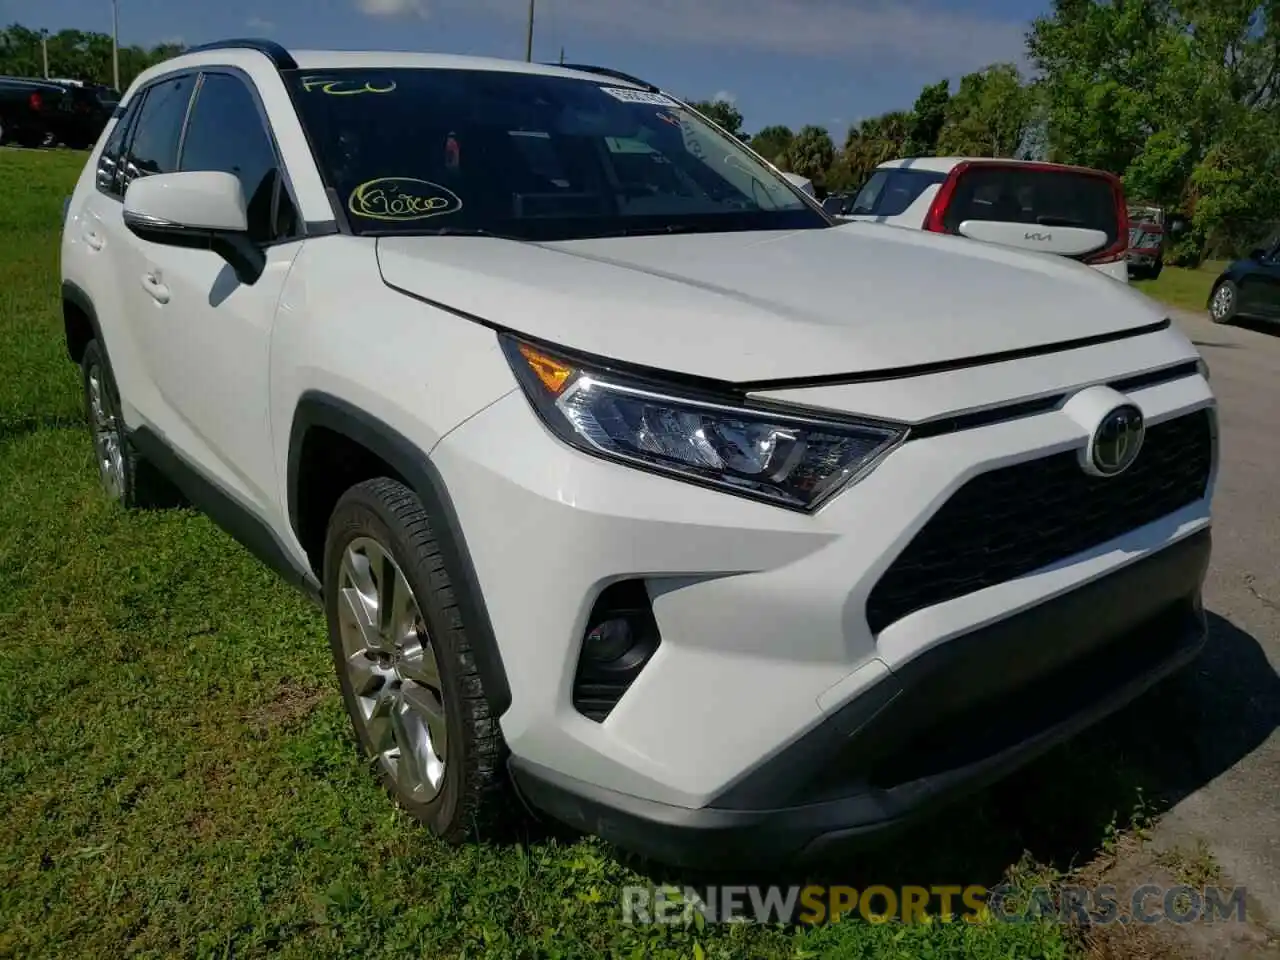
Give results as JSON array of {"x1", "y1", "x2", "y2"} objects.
[
  {"x1": 1036, "y1": 215, "x2": 1087, "y2": 227},
  {"x1": 598, "y1": 223, "x2": 701, "y2": 238},
  {"x1": 427, "y1": 226, "x2": 522, "y2": 239},
  {"x1": 364, "y1": 226, "x2": 523, "y2": 240}
]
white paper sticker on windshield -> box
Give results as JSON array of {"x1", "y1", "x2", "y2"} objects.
[{"x1": 598, "y1": 86, "x2": 676, "y2": 107}]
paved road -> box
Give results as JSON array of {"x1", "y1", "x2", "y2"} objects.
[{"x1": 1155, "y1": 308, "x2": 1280, "y2": 922}]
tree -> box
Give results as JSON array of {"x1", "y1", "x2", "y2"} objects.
[
  {"x1": 688, "y1": 98, "x2": 746, "y2": 140},
  {"x1": 0, "y1": 23, "x2": 184, "y2": 89},
  {"x1": 837, "y1": 110, "x2": 912, "y2": 190},
  {"x1": 905, "y1": 79, "x2": 951, "y2": 155},
  {"x1": 1029, "y1": 0, "x2": 1280, "y2": 263},
  {"x1": 936, "y1": 63, "x2": 1032, "y2": 158},
  {"x1": 786, "y1": 125, "x2": 835, "y2": 182},
  {"x1": 750, "y1": 124, "x2": 793, "y2": 164}
]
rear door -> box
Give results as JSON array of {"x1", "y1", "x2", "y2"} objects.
[
  {"x1": 73, "y1": 89, "x2": 159, "y2": 418},
  {"x1": 933, "y1": 163, "x2": 1126, "y2": 268}
]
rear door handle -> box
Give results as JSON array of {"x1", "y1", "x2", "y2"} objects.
[
  {"x1": 84, "y1": 230, "x2": 104, "y2": 251},
  {"x1": 140, "y1": 272, "x2": 170, "y2": 304}
]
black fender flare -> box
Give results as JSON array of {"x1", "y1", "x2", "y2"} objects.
[
  {"x1": 287, "y1": 391, "x2": 513, "y2": 718},
  {"x1": 62, "y1": 279, "x2": 106, "y2": 365}
]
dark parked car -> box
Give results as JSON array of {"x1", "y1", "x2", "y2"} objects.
[
  {"x1": 0, "y1": 76, "x2": 111, "y2": 149},
  {"x1": 1208, "y1": 231, "x2": 1280, "y2": 325},
  {"x1": 0, "y1": 76, "x2": 69, "y2": 147},
  {"x1": 43, "y1": 80, "x2": 114, "y2": 148}
]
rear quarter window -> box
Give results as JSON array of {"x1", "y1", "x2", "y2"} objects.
[{"x1": 942, "y1": 166, "x2": 1120, "y2": 247}]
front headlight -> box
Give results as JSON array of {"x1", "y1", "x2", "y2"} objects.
[{"x1": 500, "y1": 335, "x2": 907, "y2": 511}]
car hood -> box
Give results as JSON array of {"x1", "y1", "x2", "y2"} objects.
[{"x1": 375, "y1": 222, "x2": 1167, "y2": 383}]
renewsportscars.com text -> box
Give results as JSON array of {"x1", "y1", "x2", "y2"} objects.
[{"x1": 621, "y1": 883, "x2": 1248, "y2": 926}]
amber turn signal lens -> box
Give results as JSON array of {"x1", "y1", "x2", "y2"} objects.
[{"x1": 518, "y1": 343, "x2": 575, "y2": 395}]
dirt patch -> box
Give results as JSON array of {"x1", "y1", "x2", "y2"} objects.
[
  {"x1": 245, "y1": 678, "x2": 328, "y2": 733},
  {"x1": 1071, "y1": 835, "x2": 1279, "y2": 959}
]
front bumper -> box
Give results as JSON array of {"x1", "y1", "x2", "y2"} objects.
[
  {"x1": 509, "y1": 529, "x2": 1210, "y2": 870},
  {"x1": 428, "y1": 322, "x2": 1215, "y2": 861}
]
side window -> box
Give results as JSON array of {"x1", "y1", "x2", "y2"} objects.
[
  {"x1": 179, "y1": 72, "x2": 299, "y2": 244},
  {"x1": 95, "y1": 93, "x2": 145, "y2": 198},
  {"x1": 122, "y1": 75, "x2": 194, "y2": 185}
]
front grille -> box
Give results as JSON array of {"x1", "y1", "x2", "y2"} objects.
[{"x1": 865, "y1": 409, "x2": 1213, "y2": 634}]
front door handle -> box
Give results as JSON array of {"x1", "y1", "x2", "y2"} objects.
[
  {"x1": 84, "y1": 230, "x2": 104, "y2": 251},
  {"x1": 141, "y1": 272, "x2": 170, "y2": 304}
]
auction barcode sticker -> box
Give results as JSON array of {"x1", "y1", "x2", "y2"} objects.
[{"x1": 599, "y1": 86, "x2": 677, "y2": 107}]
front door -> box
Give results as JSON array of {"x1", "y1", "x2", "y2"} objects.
[{"x1": 122, "y1": 69, "x2": 305, "y2": 516}]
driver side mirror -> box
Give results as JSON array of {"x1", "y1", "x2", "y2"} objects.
[
  {"x1": 123, "y1": 171, "x2": 265, "y2": 285},
  {"x1": 821, "y1": 196, "x2": 844, "y2": 216},
  {"x1": 1249, "y1": 247, "x2": 1269, "y2": 263}
]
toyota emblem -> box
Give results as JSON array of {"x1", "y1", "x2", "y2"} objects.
[{"x1": 1090, "y1": 404, "x2": 1145, "y2": 476}]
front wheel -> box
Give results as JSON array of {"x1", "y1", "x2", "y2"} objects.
[
  {"x1": 324, "y1": 477, "x2": 512, "y2": 842},
  {"x1": 1209, "y1": 280, "x2": 1239, "y2": 325}
]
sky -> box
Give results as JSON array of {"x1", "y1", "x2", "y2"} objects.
[{"x1": 9, "y1": 0, "x2": 1050, "y2": 143}]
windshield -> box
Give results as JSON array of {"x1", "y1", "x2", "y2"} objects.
[
  {"x1": 850, "y1": 168, "x2": 947, "y2": 217},
  {"x1": 286, "y1": 68, "x2": 828, "y2": 240}
]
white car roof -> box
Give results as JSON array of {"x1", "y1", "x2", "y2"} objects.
[
  {"x1": 874, "y1": 156, "x2": 1104, "y2": 175},
  {"x1": 154, "y1": 48, "x2": 649, "y2": 89},
  {"x1": 295, "y1": 51, "x2": 640, "y2": 82}
]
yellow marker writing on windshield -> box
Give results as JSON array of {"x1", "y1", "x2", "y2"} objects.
[
  {"x1": 301, "y1": 76, "x2": 397, "y2": 95},
  {"x1": 348, "y1": 178, "x2": 463, "y2": 222}
]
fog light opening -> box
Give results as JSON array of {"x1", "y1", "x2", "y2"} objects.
[
  {"x1": 572, "y1": 580, "x2": 661, "y2": 722},
  {"x1": 583, "y1": 617, "x2": 634, "y2": 663}
]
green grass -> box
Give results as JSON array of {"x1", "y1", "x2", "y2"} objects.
[
  {"x1": 0, "y1": 146, "x2": 1156, "y2": 958},
  {"x1": 1132, "y1": 260, "x2": 1227, "y2": 314}
]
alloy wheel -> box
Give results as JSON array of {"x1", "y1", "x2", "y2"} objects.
[
  {"x1": 336, "y1": 536, "x2": 448, "y2": 801},
  {"x1": 86, "y1": 360, "x2": 125, "y2": 501},
  {"x1": 1211, "y1": 284, "x2": 1234, "y2": 321}
]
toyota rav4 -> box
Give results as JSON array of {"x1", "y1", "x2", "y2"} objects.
[{"x1": 60, "y1": 41, "x2": 1217, "y2": 870}]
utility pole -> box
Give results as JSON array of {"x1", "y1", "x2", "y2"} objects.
[
  {"x1": 111, "y1": 0, "x2": 120, "y2": 91},
  {"x1": 41, "y1": 30, "x2": 49, "y2": 79},
  {"x1": 524, "y1": 0, "x2": 534, "y2": 62}
]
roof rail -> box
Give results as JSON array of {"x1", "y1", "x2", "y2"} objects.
[
  {"x1": 553, "y1": 63, "x2": 660, "y2": 93},
  {"x1": 181, "y1": 38, "x2": 297, "y2": 70}
]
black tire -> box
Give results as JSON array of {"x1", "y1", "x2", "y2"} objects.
[
  {"x1": 80, "y1": 339, "x2": 178, "y2": 508},
  {"x1": 323, "y1": 477, "x2": 512, "y2": 842},
  {"x1": 1148, "y1": 259, "x2": 1163, "y2": 281},
  {"x1": 1209, "y1": 279, "x2": 1239, "y2": 325}
]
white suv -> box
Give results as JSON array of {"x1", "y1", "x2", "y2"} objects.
[{"x1": 60, "y1": 41, "x2": 1217, "y2": 869}]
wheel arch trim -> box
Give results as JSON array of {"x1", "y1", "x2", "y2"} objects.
[
  {"x1": 62, "y1": 279, "x2": 105, "y2": 364},
  {"x1": 287, "y1": 391, "x2": 513, "y2": 718}
]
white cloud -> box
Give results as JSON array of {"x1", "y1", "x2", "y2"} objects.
[
  {"x1": 445, "y1": 0, "x2": 1028, "y2": 73},
  {"x1": 712, "y1": 90, "x2": 737, "y2": 105},
  {"x1": 246, "y1": 16, "x2": 276, "y2": 32},
  {"x1": 356, "y1": 0, "x2": 429, "y2": 18}
]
